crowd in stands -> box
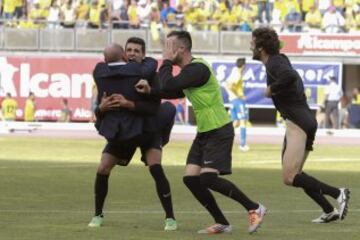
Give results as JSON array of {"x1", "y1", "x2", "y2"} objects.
[{"x1": 0, "y1": 0, "x2": 359, "y2": 33}]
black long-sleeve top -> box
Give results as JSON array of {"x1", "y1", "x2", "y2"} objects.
[
  {"x1": 150, "y1": 59, "x2": 211, "y2": 97},
  {"x1": 266, "y1": 54, "x2": 317, "y2": 134}
]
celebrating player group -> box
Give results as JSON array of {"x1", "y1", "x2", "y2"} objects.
[{"x1": 88, "y1": 27, "x2": 350, "y2": 235}]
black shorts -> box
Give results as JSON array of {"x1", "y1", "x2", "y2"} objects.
[
  {"x1": 103, "y1": 132, "x2": 162, "y2": 166},
  {"x1": 186, "y1": 122, "x2": 234, "y2": 175}
]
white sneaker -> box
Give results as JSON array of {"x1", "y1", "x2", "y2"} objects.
[
  {"x1": 239, "y1": 145, "x2": 250, "y2": 152},
  {"x1": 311, "y1": 209, "x2": 339, "y2": 223},
  {"x1": 248, "y1": 203, "x2": 267, "y2": 234},
  {"x1": 337, "y1": 188, "x2": 350, "y2": 220}
]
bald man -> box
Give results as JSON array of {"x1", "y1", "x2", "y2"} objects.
[{"x1": 89, "y1": 43, "x2": 177, "y2": 231}]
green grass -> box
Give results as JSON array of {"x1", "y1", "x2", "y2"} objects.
[{"x1": 0, "y1": 137, "x2": 359, "y2": 240}]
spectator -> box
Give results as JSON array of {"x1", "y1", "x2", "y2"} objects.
[
  {"x1": 322, "y1": 5, "x2": 345, "y2": 33},
  {"x1": 1, "y1": 93, "x2": 18, "y2": 121},
  {"x1": 117, "y1": 1, "x2": 130, "y2": 29},
  {"x1": 174, "y1": 3, "x2": 185, "y2": 30},
  {"x1": 76, "y1": 0, "x2": 90, "y2": 23},
  {"x1": 149, "y1": 3, "x2": 161, "y2": 40},
  {"x1": 344, "y1": 7, "x2": 357, "y2": 33},
  {"x1": 29, "y1": 2, "x2": 47, "y2": 28},
  {"x1": 137, "y1": 0, "x2": 151, "y2": 28},
  {"x1": 324, "y1": 76, "x2": 343, "y2": 129},
  {"x1": 61, "y1": 3, "x2": 76, "y2": 28},
  {"x1": 14, "y1": 0, "x2": 26, "y2": 19},
  {"x1": 257, "y1": 0, "x2": 271, "y2": 23},
  {"x1": 301, "y1": 0, "x2": 316, "y2": 20},
  {"x1": 59, "y1": 98, "x2": 71, "y2": 122},
  {"x1": 305, "y1": 4, "x2": 322, "y2": 32},
  {"x1": 352, "y1": 87, "x2": 360, "y2": 104},
  {"x1": 2, "y1": 0, "x2": 16, "y2": 20},
  {"x1": 348, "y1": 87, "x2": 360, "y2": 128},
  {"x1": 109, "y1": 0, "x2": 124, "y2": 28},
  {"x1": 160, "y1": 0, "x2": 176, "y2": 27},
  {"x1": 285, "y1": 6, "x2": 302, "y2": 32},
  {"x1": 47, "y1": 1, "x2": 61, "y2": 29},
  {"x1": 339, "y1": 95, "x2": 350, "y2": 128},
  {"x1": 175, "y1": 99, "x2": 186, "y2": 125},
  {"x1": 88, "y1": 0, "x2": 101, "y2": 28},
  {"x1": 24, "y1": 92, "x2": 36, "y2": 122},
  {"x1": 228, "y1": 0, "x2": 243, "y2": 31},
  {"x1": 211, "y1": 2, "x2": 230, "y2": 31},
  {"x1": 99, "y1": 4, "x2": 109, "y2": 28},
  {"x1": 128, "y1": 0, "x2": 140, "y2": 28},
  {"x1": 316, "y1": 104, "x2": 326, "y2": 128}
]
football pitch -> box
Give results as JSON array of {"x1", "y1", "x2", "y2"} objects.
[{"x1": 0, "y1": 136, "x2": 359, "y2": 240}]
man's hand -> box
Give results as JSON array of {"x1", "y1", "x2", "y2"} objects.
[
  {"x1": 162, "y1": 38, "x2": 178, "y2": 61},
  {"x1": 98, "y1": 92, "x2": 134, "y2": 112},
  {"x1": 265, "y1": 86, "x2": 272, "y2": 98},
  {"x1": 135, "y1": 79, "x2": 151, "y2": 94},
  {"x1": 99, "y1": 92, "x2": 118, "y2": 112}
]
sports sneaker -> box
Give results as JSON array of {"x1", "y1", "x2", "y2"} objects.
[
  {"x1": 311, "y1": 209, "x2": 339, "y2": 223},
  {"x1": 337, "y1": 188, "x2": 350, "y2": 220},
  {"x1": 197, "y1": 223, "x2": 232, "y2": 234},
  {"x1": 164, "y1": 218, "x2": 177, "y2": 231},
  {"x1": 239, "y1": 145, "x2": 250, "y2": 152},
  {"x1": 88, "y1": 215, "x2": 104, "y2": 227},
  {"x1": 248, "y1": 203, "x2": 267, "y2": 234}
]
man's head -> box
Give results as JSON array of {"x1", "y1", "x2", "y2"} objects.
[
  {"x1": 236, "y1": 58, "x2": 246, "y2": 68},
  {"x1": 251, "y1": 27, "x2": 280, "y2": 61},
  {"x1": 166, "y1": 30, "x2": 192, "y2": 65},
  {"x1": 6, "y1": 93, "x2": 11, "y2": 98},
  {"x1": 103, "y1": 43, "x2": 127, "y2": 63},
  {"x1": 29, "y1": 92, "x2": 35, "y2": 100},
  {"x1": 62, "y1": 98, "x2": 68, "y2": 106},
  {"x1": 125, "y1": 37, "x2": 146, "y2": 63}
]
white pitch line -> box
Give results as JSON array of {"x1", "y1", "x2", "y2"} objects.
[
  {"x1": 0, "y1": 164, "x2": 94, "y2": 169},
  {"x1": 0, "y1": 209, "x2": 359, "y2": 214},
  {"x1": 245, "y1": 158, "x2": 359, "y2": 165}
]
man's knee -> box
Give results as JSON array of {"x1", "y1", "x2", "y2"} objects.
[
  {"x1": 183, "y1": 175, "x2": 197, "y2": 188},
  {"x1": 97, "y1": 164, "x2": 112, "y2": 175},
  {"x1": 97, "y1": 153, "x2": 117, "y2": 175},
  {"x1": 282, "y1": 172, "x2": 296, "y2": 186},
  {"x1": 145, "y1": 149, "x2": 161, "y2": 166},
  {"x1": 199, "y1": 172, "x2": 218, "y2": 188}
]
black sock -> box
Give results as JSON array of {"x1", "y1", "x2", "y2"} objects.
[
  {"x1": 95, "y1": 173, "x2": 109, "y2": 216},
  {"x1": 200, "y1": 172, "x2": 259, "y2": 211},
  {"x1": 293, "y1": 172, "x2": 340, "y2": 199},
  {"x1": 183, "y1": 176, "x2": 229, "y2": 225},
  {"x1": 304, "y1": 189, "x2": 334, "y2": 214},
  {"x1": 149, "y1": 164, "x2": 174, "y2": 219}
]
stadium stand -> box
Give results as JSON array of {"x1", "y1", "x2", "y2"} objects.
[{"x1": 0, "y1": 0, "x2": 359, "y2": 33}]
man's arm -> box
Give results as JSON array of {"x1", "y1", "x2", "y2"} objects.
[
  {"x1": 137, "y1": 60, "x2": 210, "y2": 97},
  {"x1": 95, "y1": 93, "x2": 160, "y2": 117},
  {"x1": 140, "y1": 57, "x2": 158, "y2": 80}
]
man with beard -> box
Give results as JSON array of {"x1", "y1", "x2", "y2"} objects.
[
  {"x1": 251, "y1": 27, "x2": 350, "y2": 223},
  {"x1": 136, "y1": 30, "x2": 266, "y2": 235}
]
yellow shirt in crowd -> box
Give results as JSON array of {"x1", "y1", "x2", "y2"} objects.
[
  {"x1": 3, "y1": 0, "x2": 16, "y2": 14},
  {"x1": 301, "y1": 0, "x2": 316, "y2": 13},
  {"x1": 14, "y1": 0, "x2": 24, "y2": 8},
  {"x1": 89, "y1": 6, "x2": 101, "y2": 26},
  {"x1": 305, "y1": 9, "x2": 322, "y2": 28},
  {"x1": 24, "y1": 99, "x2": 35, "y2": 122},
  {"x1": 1, "y1": 98, "x2": 18, "y2": 121}
]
